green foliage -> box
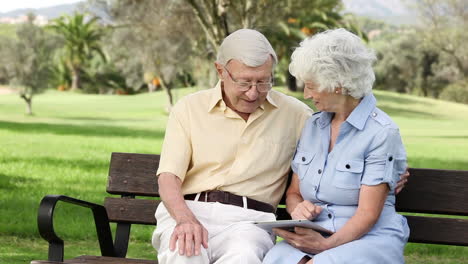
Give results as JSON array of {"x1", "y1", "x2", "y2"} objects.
[
  {"x1": 0, "y1": 23, "x2": 18, "y2": 38},
  {"x1": 1, "y1": 15, "x2": 59, "y2": 114},
  {"x1": 439, "y1": 79, "x2": 468, "y2": 104},
  {"x1": 48, "y1": 13, "x2": 106, "y2": 90}
]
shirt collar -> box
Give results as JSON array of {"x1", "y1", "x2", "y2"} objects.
[
  {"x1": 317, "y1": 93, "x2": 377, "y2": 130},
  {"x1": 207, "y1": 81, "x2": 224, "y2": 112},
  {"x1": 207, "y1": 81, "x2": 278, "y2": 112},
  {"x1": 346, "y1": 93, "x2": 377, "y2": 130}
]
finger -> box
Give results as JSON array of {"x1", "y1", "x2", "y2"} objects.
[
  {"x1": 202, "y1": 228, "x2": 209, "y2": 249},
  {"x1": 178, "y1": 233, "x2": 185, "y2": 255},
  {"x1": 169, "y1": 231, "x2": 178, "y2": 251},
  {"x1": 314, "y1": 205, "x2": 322, "y2": 216},
  {"x1": 193, "y1": 227, "x2": 202, "y2": 256},
  {"x1": 299, "y1": 209, "x2": 312, "y2": 220},
  {"x1": 303, "y1": 200, "x2": 316, "y2": 213},
  {"x1": 273, "y1": 228, "x2": 291, "y2": 238},
  {"x1": 294, "y1": 226, "x2": 308, "y2": 234},
  {"x1": 185, "y1": 231, "x2": 194, "y2": 257}
]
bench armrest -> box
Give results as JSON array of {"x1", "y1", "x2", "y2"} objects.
[{"x1": 37, "y1": 195, "x2": 115, "y2": 262}]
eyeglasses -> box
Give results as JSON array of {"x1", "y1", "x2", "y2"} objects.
[{"x1": 223, "y1": 66, "x2": 273, "y2": 93}]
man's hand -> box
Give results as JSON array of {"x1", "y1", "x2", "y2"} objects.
[
  {"x1": 290, "y1": 200, "x2": 322, "y2": 220},
  {"x1": 169, "y1": 218, "x2": 208, "y2": 257},
  {"x1": 273, "y1": 227, "x2": 330, "y2": 254},
  {"x1": 158, "y1": 172, "x2": 209, "y2": 257},
  {"x1": 395, "y1": 167, "x2": 410, "y2": 195}
]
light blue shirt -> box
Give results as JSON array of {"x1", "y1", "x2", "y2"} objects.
[
  {"x1": 263, "y1": 93, "x2": 409, "y2": 264},
  {"x1": 291, "y1": 93, "x2": 407, "y2": 208}
]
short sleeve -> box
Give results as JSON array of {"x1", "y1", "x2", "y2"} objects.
[
  {"x1": 156, "y1": 101, "x2": 192, "y2": 181},
  {"x1": 361, "y1": 127, "x2": 407, "y2": 192}
]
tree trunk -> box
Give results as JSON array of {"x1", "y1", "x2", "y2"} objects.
[
  {"x1": 159, "y1": 78, "x2": 173, "y2": 111},
  {"x1": 71, "y1": 66, "x2": 81, "y2": 91},
  {"x1": 20, "y1": 94, "x2": 33, "y2": 115},
  {"x1": 286, "y1": 71, "x2": 297, "y2": 92}
]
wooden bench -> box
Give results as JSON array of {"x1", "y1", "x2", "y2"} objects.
[{"x1": 31, "y1": 152, "x2": 468, "y2": 264}]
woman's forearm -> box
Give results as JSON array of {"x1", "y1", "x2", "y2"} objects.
[
  {"x1": 286, "y1": 193, "x2": 304, "y2": 215},
  {"x1": 325, "y1": 184, "x2": 388, "y2": 250},
  {"x1": 325, "y1": 209, "x2": 379, "y2": 249}
]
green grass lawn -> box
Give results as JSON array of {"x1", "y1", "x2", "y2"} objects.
[{"x1": 0, "y1": 88, "x2": 467, "y2": 263}]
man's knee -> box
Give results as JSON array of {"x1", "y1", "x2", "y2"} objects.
[
  {"x1": 157, "y1": 246, "x2": 209, "y2": 264},
  {"x1": 214, "y1": 230, "x2": 274, "y2": 262}
]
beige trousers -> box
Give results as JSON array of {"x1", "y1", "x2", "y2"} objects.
[{"x1": 152, "y1": 200, "x2": 276, "y2": 264}]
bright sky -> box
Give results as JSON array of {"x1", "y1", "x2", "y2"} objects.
[{"x1": 0, "y1": 0, "x2": 84, "y2": 13}]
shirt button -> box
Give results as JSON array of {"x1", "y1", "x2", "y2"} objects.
[
  {"x1": 302, "y1": 157, "x2": 306, "y2": 162},
  {"x1": 313, "y1": 186, "x2": 317, "y2": 191},
  {"x1": 328, "y1": 213, "x2": 332, "y2": 219},
  {"x1": 372, "y1": 112, "x2": 377, "y2": 117},
  {"x1": 345, "y1": 164, "x2": 351, "y2": 169},
  {"x1": 388, "y1": 156, "x2": 393, "y2": 161},
  {"x1": 318, "y1": 169, "x2": 322, "y2": 174}
]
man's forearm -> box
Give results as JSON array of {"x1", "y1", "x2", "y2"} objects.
[{"x1": 158, "y1": 172, "x2": 197, "y2": 223}]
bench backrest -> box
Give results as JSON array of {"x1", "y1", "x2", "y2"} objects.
[{"x1": 104, "y1": 152, "x2": 468, "y2": 246}]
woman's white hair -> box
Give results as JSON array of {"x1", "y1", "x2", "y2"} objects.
[
  {"x1": 289, "y1": 28, "x2": 376, "y2": 99},
  {"x1": 217, "y1": 29, "x2": 277, "y2": 68}
]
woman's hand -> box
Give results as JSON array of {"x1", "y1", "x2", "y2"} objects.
[
  {"x1": 290, "y1": 200, "x2": 322, "y2": 220},
  {"x1": 273, "y1": 227, "x2": 330, "y2": 254}
]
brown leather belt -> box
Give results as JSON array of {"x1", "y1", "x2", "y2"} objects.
[{"x1": 184, "y1": 190, "x2": 275, "y2": 214}]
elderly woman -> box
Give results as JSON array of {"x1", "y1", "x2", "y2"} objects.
[{"x1": 263, "y1": 28, "x2": 409, "y2": 264}]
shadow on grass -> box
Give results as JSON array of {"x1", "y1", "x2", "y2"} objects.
[
  {"x1": 0, "y1": 121, "x2": 165, "y2": 139},
  {"x1": 374, "y1": 92, "x2": 432, "y2": 106},
  {"x1": 284, "y1": 92, "x2": 437, "y2": 119},
  {"x1": 1, "y1": 156, "x2": 110, "y2": 172},
  {"x1": 377, "y1": 105, "x2": 437, "y2": 119},
  {"x1": 0, "y1": 173, "x2": 40, "y2": 191}
]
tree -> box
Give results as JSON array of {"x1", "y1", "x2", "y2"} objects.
[
  {"x1": 88, "y1": 0, "x2": 197, "y2": 107},
  {"x1": 184, "y1": 0, "x2": 362, "y2": 91},
  {"x1": 411, "y1": 0, "x2": 468, "y2": 78},
  {"x1": 48, "y1": 13, "x2": 106, "y2": 91},
  {"x1": 3, "y1": 14, "x2": 57, "y2": 114}
]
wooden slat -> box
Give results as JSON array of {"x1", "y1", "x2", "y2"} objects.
[
  {"x1": 107, "y1": 153, "x2": 160, "y2": 196},
  {"x1": 31, "y1": 255, "x2": 157, "y2": 264},
  {"x1": 406, "y1": 216, "x2": 468, "y2": 246},
  {"x1": 396, "y1": 168, "x2": 468, "y2": 215},
  {"x1": 104, "y1": 197, "x2": 160, "y2": 225}
]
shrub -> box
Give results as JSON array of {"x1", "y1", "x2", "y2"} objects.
[{"x1": 439, "y1": 79, "x2": 468, "y2": 104}]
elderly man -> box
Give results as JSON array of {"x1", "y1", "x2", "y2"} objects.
[{"x1": 152, "y1": 29, "x2": 408, "y2": 264}]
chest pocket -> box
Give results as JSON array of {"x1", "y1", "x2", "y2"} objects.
[
  {"x1": 333, "y1": 159, "x2": 364, "y2": 189},
  {"x1": 293, "y1": 150, "x2": 315, "y2": 180}
]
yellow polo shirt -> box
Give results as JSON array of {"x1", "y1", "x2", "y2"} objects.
[{"x1": 157, "y1": 83, "x2": 312, "y2": 207}]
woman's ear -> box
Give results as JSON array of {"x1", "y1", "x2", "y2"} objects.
[{"x1": 335, "y1": 87, "x2": 343, "y2": 94}]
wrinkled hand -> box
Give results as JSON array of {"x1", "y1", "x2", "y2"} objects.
[
  {"x1": 274, "y1": 227, "x2": 329, "y2": 254},
  {"x1": 169, "y1": 219, "x2": 208, "y2": 257},
  {"x1": 395, "y1": 167, "x2": 410, "y2": 195},
  {"x1": 291, "y1": 200, "x2": 322, "y2": 220}
]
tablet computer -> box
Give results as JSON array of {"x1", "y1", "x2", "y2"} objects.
[{"x1": 253, "y1": 219, "x2": 334, "y2": 236}]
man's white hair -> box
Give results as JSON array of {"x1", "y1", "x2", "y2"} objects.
[
  {"x1": 289, "y1": 28, "x2": 376, "y2": 99},
  {"x1": 217, "y1": 29, "x2": 277, "y2": 68}
]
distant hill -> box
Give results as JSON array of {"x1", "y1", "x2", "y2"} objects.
[
  {"x1": 0, "y1": 2, "x2": 83, "y2": 19},
  {"x1": 342, "y1": 0, "x2": 418, "y2": 25}
]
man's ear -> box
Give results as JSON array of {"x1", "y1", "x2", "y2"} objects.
[{"x1": 214, "y1": 62, "x2": 224, "y2": 79}]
